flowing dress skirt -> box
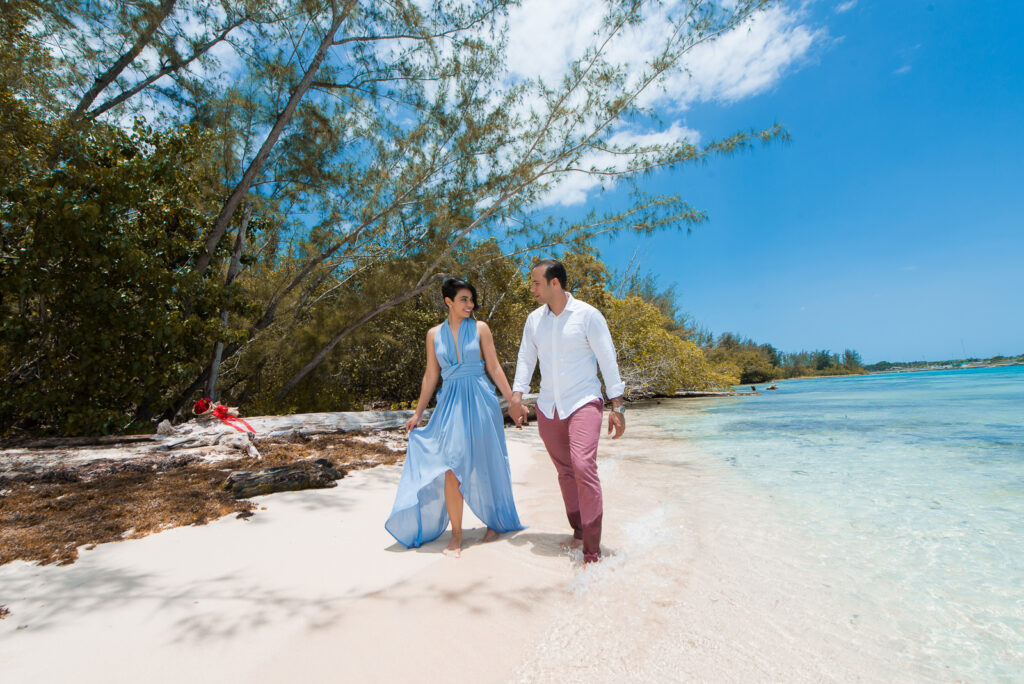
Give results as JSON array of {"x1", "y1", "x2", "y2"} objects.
[{"x1": 385, "y1": 322, "x2": 524, "y2": 547}]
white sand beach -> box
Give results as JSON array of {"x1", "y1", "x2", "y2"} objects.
[{"x1": 1, "y1": 421, "x2": 905, "y2": 682}]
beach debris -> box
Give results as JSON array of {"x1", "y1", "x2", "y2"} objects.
[
  {"x1": 0, "y1": 605, "x2": 9, "y2": 619},
  {"x1": 223, "y1": 458, "x2": 346, "y2": 499},
  {"x1": 0, "y1": 428, "x2": 403, "y2": 567}
]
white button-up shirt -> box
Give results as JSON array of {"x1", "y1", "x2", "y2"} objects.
[{"x1": 513, "y1": 293, "x2": 625, "y2": 420}]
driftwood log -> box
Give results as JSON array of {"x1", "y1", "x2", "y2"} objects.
[
  {"x1": 0, "y1": 396, "x2": 540, "y2": 480},
  {"x1": 224, "y1": 458, "x2": 346, "y2": 499}
]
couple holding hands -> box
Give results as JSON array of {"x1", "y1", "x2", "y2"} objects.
[{"x1": 385, "y1": 259, "x2": 625, "y2": 563}]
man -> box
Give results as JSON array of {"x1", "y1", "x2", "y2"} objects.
[{"x1": 509, "y1": 259, "x2": 625, "y2": 564}]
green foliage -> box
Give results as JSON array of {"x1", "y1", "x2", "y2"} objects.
[
  {"x1": 605, "y1": 296, "x2": 737, "y2": 397},
  {"x1": 2, "y1": 0, "x2": 792, "y2": 434},
  {"x1": 232, "y1": 240, "x2": 538, "y2": 413},
  {"x1": 703, "y1": 333, "x2": 866, "y2": 384},
  {"x1": 0, "y1": 98, "x2": 234, "y2": 434},
  {"x1": 864, "y1": 353, "x2": 1024, "y2": 372},
  {"x1": 559, "y1": 248, "x2": 612, "y2": 311},
  {"x1": 233, "y1": 238, "x2": 740, "y2": 411},
  {"x1": 614, "y1": 271, "x2": 693, "y2": 338}
]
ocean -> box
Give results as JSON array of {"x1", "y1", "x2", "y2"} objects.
[{"x1": 515, "y1": 366, "x2": 1024, "y2": 682}]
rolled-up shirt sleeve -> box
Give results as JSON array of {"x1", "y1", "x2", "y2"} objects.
[
  {"x1": 586, "y1": 309, "x2": 625, "y2": 399},
  {"x1": 512, "y1": 315, "x2": 538, "y2": 394}
]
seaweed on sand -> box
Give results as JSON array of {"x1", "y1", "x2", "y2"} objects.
[{"x1": 0, "y1": 432, "x2": 404, "y2": 566}]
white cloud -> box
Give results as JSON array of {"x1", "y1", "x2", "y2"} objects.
[
  {"x1": 608, "y1": 122, "x2": 701, "y2": 148},
  {"x1": 537, "y1": 170, "x2": 609, "y2": 207},
  {"x1": 835, "y1": 0, "x2": 858, "y2": 13},
  {"x1": 505, "y1": 0, "x2": 608, "y2": 88},
  {"x1": 536, "y1": 121, "x2": 701, "y2": 207},
  {"x1": 655, "y1": 6, "x2": 821, "y2": 108},
  {"x1": 894, "y1": 64, "x2": 911, "y2": 75},
  {"x1": 506, "y1": 2, "x2": 820, "y2": 108},
  {"x1": 503, "y1": 1, "x2": 822, "y2": 206}
]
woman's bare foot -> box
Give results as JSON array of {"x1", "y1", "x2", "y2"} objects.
[
  {"x1": 482, "y1": 528, "x2": 500, "y2": 543},
  {"x1": 559, "y1": 537, "x2": 583, "y2": 551},
  {"x1": 444, "y1": 534, "x2": 462, "y2": 558}
]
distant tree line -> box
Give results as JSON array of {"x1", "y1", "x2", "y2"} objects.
[
  {"x1": 699, "y1": 333, "x2": 866, "y2": 384},
  {"x1": 863, "y1": 354, "x2": 1024, "y2": 372}
]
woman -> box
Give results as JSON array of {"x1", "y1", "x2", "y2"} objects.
[{"x1": 384, "y1": 277, "x2": 525, "y2": 557}]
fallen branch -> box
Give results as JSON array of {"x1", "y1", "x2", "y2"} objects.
[{"x1": 224, "y1": 458, "x2": 345, "y2": 499}]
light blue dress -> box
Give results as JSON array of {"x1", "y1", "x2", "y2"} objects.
[{"x1": 385, "y1": 318, "x2": 525, "y2": 547}]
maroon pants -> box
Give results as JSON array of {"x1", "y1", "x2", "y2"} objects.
[{"x1": 536, "y1": 398, "x2": 603, "y2": 563}]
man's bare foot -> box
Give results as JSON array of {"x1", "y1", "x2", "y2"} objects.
[
  {"x1": 559, "y1": 537, "x2": 583, "y2": 551},
  {"x1": 444, "y1": 534, "x2": 462, "y2": 558},
  {"x1": 482, "y1": 528, "x2": 500, "y2": 543}
]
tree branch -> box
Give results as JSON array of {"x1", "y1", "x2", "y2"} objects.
[
  {"x1": 86, "y1": 14, "x2": 249, "y2": 120},
  {"x1": 275, "y1": 274, "x2": 444, "y2": 399},
  {"x1": 67, "y1": 0, "x2": 178, "y2": 123},
  {"x1": 193, "y1": 1, "x2": 358, "y2": 277}
]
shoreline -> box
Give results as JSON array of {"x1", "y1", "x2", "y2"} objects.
[
  {"x1": 1, "y1": 411, "x2": 918, "y2": 682},
  {"x1": 778, "y1": 362, "x2": 1022, "y2": 383},
  {"x1": 14, "y1": 380, "x2": 1016, "y2": 681}
]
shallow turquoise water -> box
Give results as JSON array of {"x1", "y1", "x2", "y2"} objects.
[{"x1": 654, "y1": 366, "x2": 1024, "y2": 679}]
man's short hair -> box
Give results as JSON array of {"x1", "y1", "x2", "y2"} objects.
[{"x1": 532, "y1": 259, "x2": 568, "y2": 290}]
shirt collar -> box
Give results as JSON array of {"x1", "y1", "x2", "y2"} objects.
[{"x1": 544, "y1": 292, "x2": 575, "y2": 317}]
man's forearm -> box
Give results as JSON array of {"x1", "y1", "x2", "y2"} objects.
[{"x1": 511, "y1": 323, "x2": 537, "y2": 394}]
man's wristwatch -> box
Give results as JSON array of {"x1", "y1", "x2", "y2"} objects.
[{"x1": 611, "y1": 404, "x2": 626, "y2": 415}]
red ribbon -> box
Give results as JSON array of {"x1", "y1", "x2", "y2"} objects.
[{"x1": 212, "y1": 404, "x2": 256, "y2": 433}]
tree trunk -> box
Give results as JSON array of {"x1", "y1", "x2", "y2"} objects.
[
  {"x1": 164, "y1": 365, "x2": 212, "y2": 422},
  {"x1": 192, "y1": 3, "x2": 355, "y2": 276},
  {"x1": 207, "y1": 203, "x2": 250, "y2": 400}
]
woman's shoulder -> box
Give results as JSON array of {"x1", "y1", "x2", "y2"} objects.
[
  {"x1": 475, "y1": 319, "x2": 491, "y2": 334},
  {"x1": 427, "y1": 323, "x2": 442, "y2": 338}
]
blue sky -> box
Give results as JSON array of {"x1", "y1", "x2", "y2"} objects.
[{"x1": 577, "y1": 1, "x2": 1024, "y2": 363}]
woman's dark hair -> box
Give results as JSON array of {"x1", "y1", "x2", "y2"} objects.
[
  {"x1": 532, "y1": 258, "x2": 568, "y2": 290},
  {"x1": 441, "y1": 277, "x2": 478, "y2": 309}
]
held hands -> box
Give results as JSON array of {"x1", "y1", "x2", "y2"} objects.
[
  {"x1": 507, "y1": 399, "x2": 526, "y2": 428},
  {"x1": 405, "y1": 412, "x2": 423, "y2": 433}
]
